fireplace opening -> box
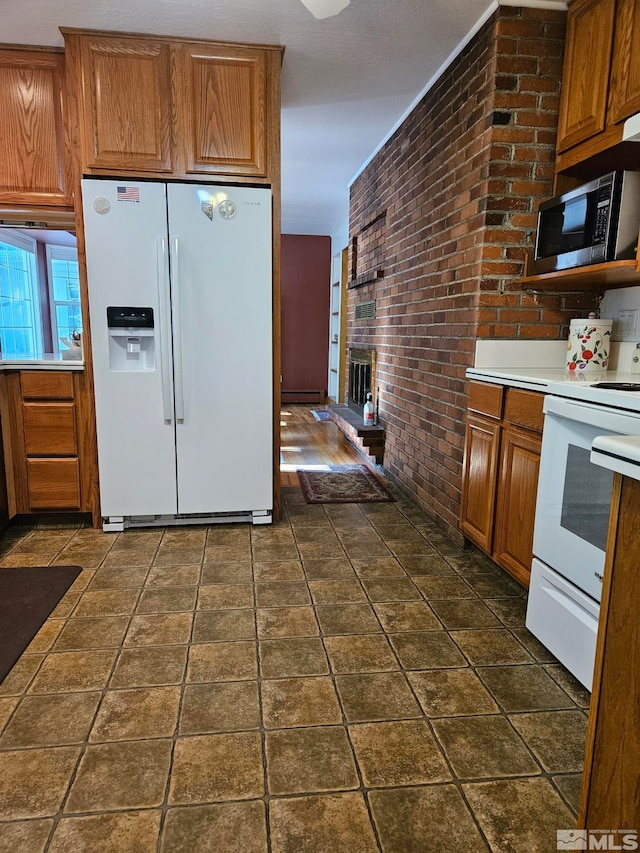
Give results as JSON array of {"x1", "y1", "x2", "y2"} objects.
[{"x1": 348, "y1": 349, "x2": 376, "y2": 413}]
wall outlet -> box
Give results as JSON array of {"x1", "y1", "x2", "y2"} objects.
[{"x1": 616, "y1": 309, "x2": 638, "y2": 340}]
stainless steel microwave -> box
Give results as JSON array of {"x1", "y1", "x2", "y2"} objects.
[{"x1": 533, "y1": 171, "x2": 640, "y2": 275}]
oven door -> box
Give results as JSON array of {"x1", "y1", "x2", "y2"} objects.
[{"x1": 533, "y1": 395, "x2": 640, "y2": 601}]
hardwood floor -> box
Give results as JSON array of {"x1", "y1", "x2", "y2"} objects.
[{"x1": 279, "y1": 405, "x2": 362, "y2": 486}]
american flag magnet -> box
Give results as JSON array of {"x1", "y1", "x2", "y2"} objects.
[{"x1": 116, "y1": 186, "x2": 140, "y2": 202}]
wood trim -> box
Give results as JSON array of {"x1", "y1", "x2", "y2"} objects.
[
  {"x1": 60, "y1": 27, "x2": 285, "y2": 55},
  {"x1": 64, "y1": 39, "x2": 102, "y2": 526},
  {"x1": 554, "y1": 122, "x2": 625, "y2": 173},
  {"x1": 267, "y1": 47, "x2": 282, "y2": 523},
  {"x1": 4, "y1": 372, "x2": 28, "y2": 514},
  {"x1": 521, "y1": 259, "x2": 640, "y2": 292},
  {"x1": 0, "y1": 375, "x2": 16, "y2": 517},
  {"x1": 578, "y1": 473, "x2": 640, "y2": 827},
  {"x1": 337, "y1": 247, "x2": 349, "y2": 403}
]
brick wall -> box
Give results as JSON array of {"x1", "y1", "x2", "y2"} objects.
[{"x1": 347, "y1": 6, "x2": 597, "y2": 540}]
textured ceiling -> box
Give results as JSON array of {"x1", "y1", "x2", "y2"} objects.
[{"x1": 4, "y1": 0, "x2": 527, "y2": 236}]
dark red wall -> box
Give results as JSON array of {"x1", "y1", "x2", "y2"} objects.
[{"x1": 281, "y1": 234, "x2": 331, "y2": 397}]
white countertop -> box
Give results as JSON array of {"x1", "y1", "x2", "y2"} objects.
[
  {"x1": 591, "y1": 435, "x2": 640, "y2": 481},
  {"x1": 0, "y1": 353, "x2": 84, "y2": 371},
  {"x1": 467, "y1": 367, "x2": 640, "y2": 412},
  {"x1": 466, "y1": 366, "x2": 569, "y2": 392}
]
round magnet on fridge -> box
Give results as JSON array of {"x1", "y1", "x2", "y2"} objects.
[
  {"x1": 218, "y1": 200, "x2": 236, "y2": 220},
  {"x1": 93, "y1": 197, "x2": 111, "y2": 215}
]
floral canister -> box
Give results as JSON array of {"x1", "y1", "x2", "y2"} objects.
[{"x1": 566, "y1": 317, "x2": 612, "y2": 374}]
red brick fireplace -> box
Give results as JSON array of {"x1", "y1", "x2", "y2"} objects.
[{"x1": 346, "y1": 6, "x2": 598, "y2": 539}]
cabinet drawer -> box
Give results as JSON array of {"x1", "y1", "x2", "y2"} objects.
[
  {"x1": 21, "y1": 372, "x2": 74, "y2": 400},
  {"x1": 23, "y1": 403, "x2": 77, "y2": 456},
  {"x1": 27, "y1": 459, "x2": 80, "y2": 509},
  {"x1": 504, "y1": 389, "x2": 544, "y2": 434},
  {"x1": 467, "y1": 380, "x2": 504, "y2": 419}
]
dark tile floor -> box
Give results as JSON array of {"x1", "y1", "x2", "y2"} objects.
[{"x1": 0, "y1": 486, "x2": 590, "y2": 852}]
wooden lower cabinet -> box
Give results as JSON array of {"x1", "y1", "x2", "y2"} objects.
[
  {"x1": 493, "y1": 428, "x2": 542, "y2": 587},
  {"x1": 0, "y1": 369, "x2": 88, "y2": 514},
  {"x1": 459, "y1": 414, "x2": 501, "y2": 554},
  {"x1": 460, "y1": 380, "x2": 543, "y2": 588}
]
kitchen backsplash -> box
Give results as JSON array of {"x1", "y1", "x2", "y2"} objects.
[
  {"x1": 474, "y1": 338, "x2": 637, "y2": 372},
  {"x1": 600, "y1": 286, "x2": 640, "y2": 342}
]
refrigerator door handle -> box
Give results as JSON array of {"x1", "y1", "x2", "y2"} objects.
[
  {"x1": 171, "y1": 237, "x2": 186, "y2": 423},
  {"x1": 156, "y1": 237, "x2": 173, "y2": 424}
]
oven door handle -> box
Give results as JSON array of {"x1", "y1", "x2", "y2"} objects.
[{"x1": 544, "y1": 395, "x2": 640, "y2": 433}]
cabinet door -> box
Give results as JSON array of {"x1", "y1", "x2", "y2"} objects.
[
  {"x1": 174, "y1": 43, "x2": 266, "y2": 176},
  {"x1": 608, "y1": 0, "x2": 640, "y2": 123},
  {"x1": 493, "y1": 429, "x2": 541, "y2": 588},
  {"x1": 459, "y1": 414, "x2": 501, "y2": 555},
  {"x1": 0, "y1": 49, "x2": 70, "y2": 206},
  {"x1": 78, "y1": 36, "x2": 172, "y2": 173},
  {"x1": 556, "y1": 0, "x2": 616, "y2": 153}
]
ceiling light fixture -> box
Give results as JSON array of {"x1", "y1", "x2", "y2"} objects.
[{"x1": 299, "y1": 0, "x2": 350, "y2": 19}]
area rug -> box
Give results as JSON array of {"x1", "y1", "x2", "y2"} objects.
[
  {"x1": 297, "y1": 464, "x2": 394, "y2": 504},
  {"x1": 311, "y1": 410, "x2": 332, "y2": 421},
  {"x1": 0, "y1": 565, "x2": 82, "y2": 683}
]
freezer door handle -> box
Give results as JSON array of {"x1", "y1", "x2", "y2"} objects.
[
  {"x1": 171, "y1": 237, "x2": 186, "y2": 423},
  {"x1": 156, "y1": 237, "x2": 173, "y2": 424}
]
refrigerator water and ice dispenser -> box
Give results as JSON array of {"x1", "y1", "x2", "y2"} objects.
[{"x1": 107, "y1": 307, "x2": 155, "y2": 371}]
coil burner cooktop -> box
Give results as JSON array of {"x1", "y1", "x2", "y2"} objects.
[
  {"x1": 552, "y1": 375, "x2": 640, "y2": 414},
  {"x1": 590, "y1": 382, "x2": 640, "y2": 391}
]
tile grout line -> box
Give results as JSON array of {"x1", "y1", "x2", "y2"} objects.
[
  {"x1": 0, "y1": 487, "x2": 587, "y2": 847},
  {"x1": 47, "y1": 528, "x2": 159, "y2": 849}
]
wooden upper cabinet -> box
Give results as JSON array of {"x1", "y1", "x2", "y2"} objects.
[
  {"x1": 557, "y1": 0, "x2": 617, "y2": 153},
  {"x1": 0, "y1": 48, "x2": 71, "y2": 206},
  {"x1": 607, "y1": 0, "x2": 640, "y2": 123},
  {"x1": 174, "y1": 43, "x2": 266, "y2": 176},
  {"x1": 76, "y1": 35, "x2": 173, "y2": 172},
  {"x1": 63, "y1": 29, "x2": 281, "y2": 181}
]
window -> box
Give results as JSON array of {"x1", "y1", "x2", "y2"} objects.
[
  {"x1": 47, "y1": 244, "x2": 82, "y2": 353},
  {"x1": 0, "y1": 231, "x2": 43, "y2": 357}
]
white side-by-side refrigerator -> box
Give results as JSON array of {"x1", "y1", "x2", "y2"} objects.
[{"x1": 82, "y1": 179, "x2": 273, "y2": 530}]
